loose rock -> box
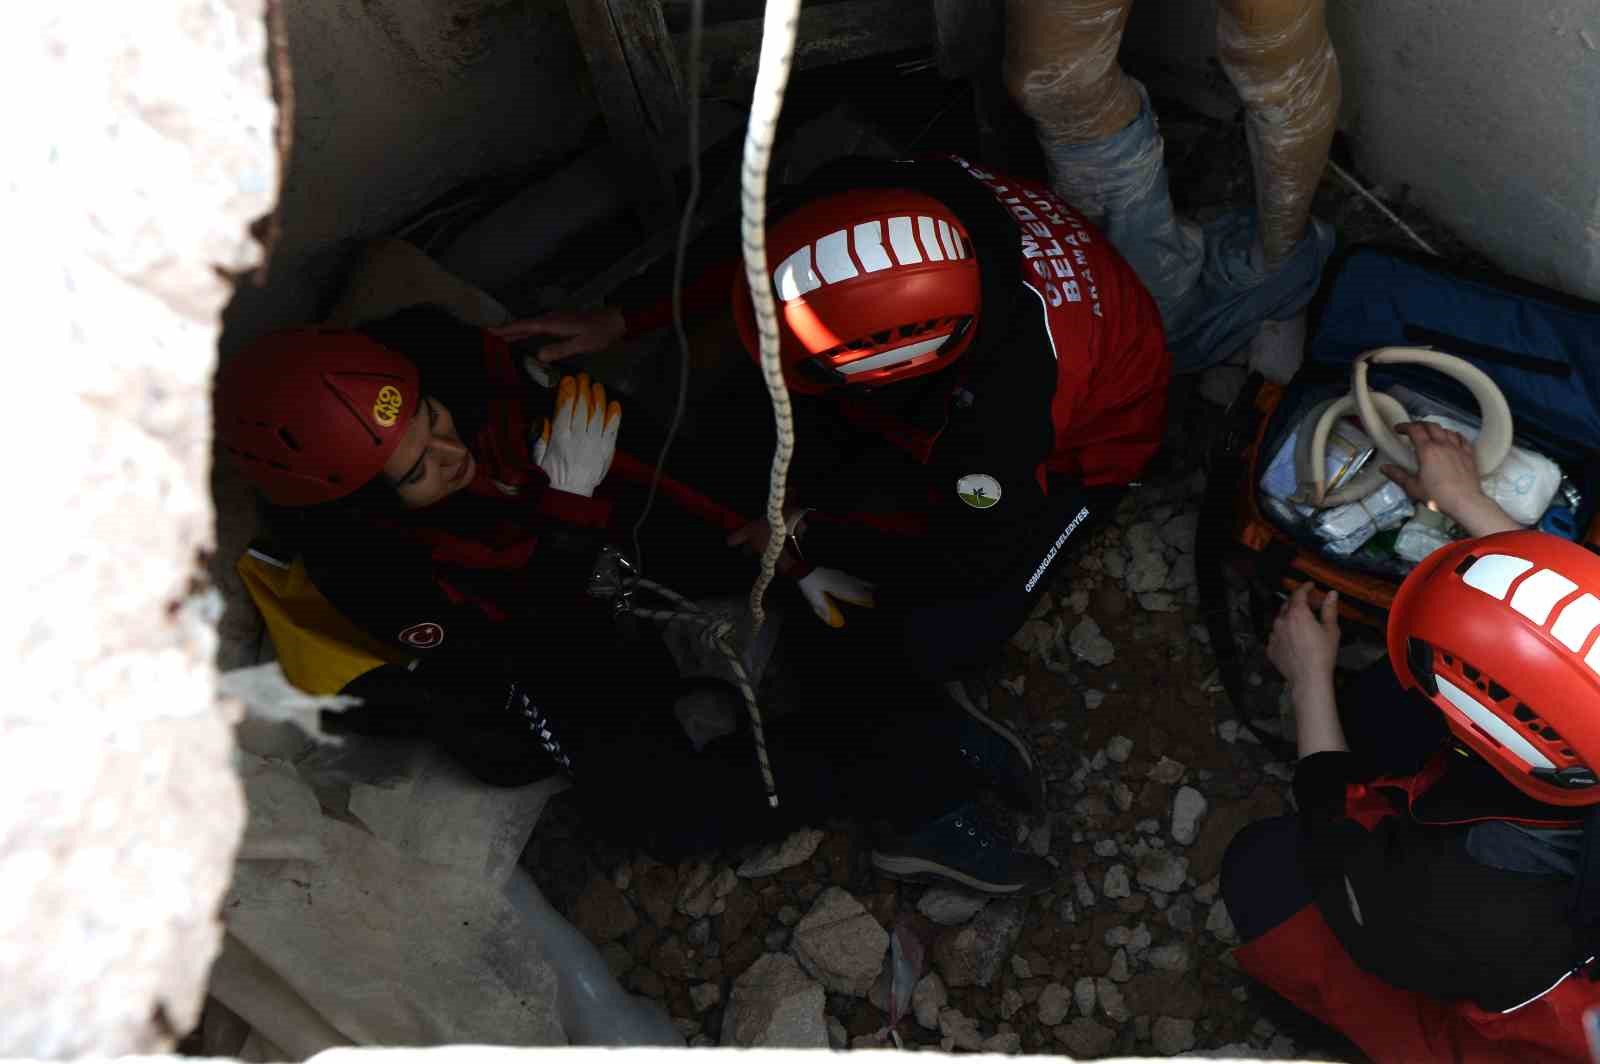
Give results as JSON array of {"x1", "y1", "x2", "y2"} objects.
[
  {"x1": 938, "y1": 1007, "x2": 984, "y2": 1051},
  {"x1": 690, "y1": 981, "x2": 722, "y2": 1012},
  {"x1": 1103, "y1": 864, "x2": 1132, "y2": 899},
  {"x1": 1069, "y1": 617, "x2": 1117, "y2": 667},
  {"x1": 1137, "y1": 853, "x2": 1189, "y2": 893},
  {"x1": 1148, "y1": 757, "x2": 1186, "y2": 785},
  {"x1": 721, "y1": 952, "x2": 828, "y2": 1047},
  {"x1": 1037, "y1": 981, "x2": 1072, "y2": 1025},
  {"x1": 1171, "y1": 786, "x2": 1208, "y2": 846},
  {"x1": 1095, "y1": 977, "x2": 1131, "y2": 1022},
  {"x1": 917, "y1": 886, "x2": 987, "y2": 927},
  {"x1": 1056, "y1": 1018, "x2": 1117, "y2": 1057},
  {"x1": 1146, "y1": 943, "x2": 1191, "y2": 973},
  {"x1": 1108, "y1": 947, "x2": 1131, "y2": 982},
  {"x1": 1106, "y1": 735, "x2": 1134, "y2": 763},
  {"x1": 1152, "y1": 1016, "x2": 1197, "y2": 1055},
  {"x1": 826, "y1": 1016, "x2": 847, "y2": 1051},
  {"x1": 1084, "y1": 689, "x2": 1105, "y2": 710},
  {"x1": 912, "y1": 971, "x2": 947, "y2": 1030},
  {"x1": 1073, "y1": 975, "x2": 1097, "y2": 1016},
  {"x1": 931, "y1": 900, "x2": 1024, "y2": 988},
  {"x1": 1206, "y1": 900, "x2": 1238, "y2": 943},
  {"x1": 737, "y1": 828, "x2": 826, "y2": 878},
  {"x1": 983, "y1": 1031, "x2": 1022, "y2": 1054},
  {"x1": 789, "y1": 887, "x2": 888, "y2": 997},
  {"x1": 1000, "y1": 987, "x2": 1024, "y2": 1021}
]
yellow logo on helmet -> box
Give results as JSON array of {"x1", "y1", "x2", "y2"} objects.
[{"x1": 373, "y1": 385, "x2": 403, "y2": 428}]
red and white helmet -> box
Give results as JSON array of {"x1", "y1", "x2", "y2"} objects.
[
  {"x1": 1389, "y1": 530, "x2": 1600, "y2": 806},
  {"x1": 216, "y1": 329, "x2": 419, "y2": 506},
  {"x1": 733, "y1": 187, "x2": 981, "y2": 395}
]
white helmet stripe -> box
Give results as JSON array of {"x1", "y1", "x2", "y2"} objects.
[
  {"x1": 917, "y1": 215, "x2": 946, "y2": 262},
  {"x1": 814, "y1": 229, "x2": 859, "y2": 284},
  {"x1": 773, "y1": 245, "x2": 822, "y2": 301},
  {"x1": 853, "y1": 221, "x2": 893, "y2": 272},
  {"x1": 1552, "y1": 593, "x2": 1600, "y2": 653},
  {"x1": 836, "y1": 334, "x2": 950, "y2": 376},
  {"x1": 1436, "y1": 675, "x2": 1556, "y2": 770},
  {"x1": 1510, "y1": 568, "x2": 1580, "y2": 626},
  {"x1": 1588, "y1": 635, "x2": 1600, "y2": 680},
  {"x1": 937, "y1": 219, "x2": 958, "y2": 259},
  {"x1": 887, "y1": 216, "x2": 921, "y2": 265},
  {"x1": 1462, "y1": 554, "x2": 1535, "y2": 600}
]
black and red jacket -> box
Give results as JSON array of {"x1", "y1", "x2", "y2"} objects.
[{"x1": 616, "y1": 155, "x2": 1170, "y2": 599}]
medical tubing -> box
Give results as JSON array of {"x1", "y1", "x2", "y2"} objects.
[{"x1": 740, "y1": 0, "x2": 803, "y2": 632}]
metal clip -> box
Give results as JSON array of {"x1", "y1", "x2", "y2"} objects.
[{"x1": 588, "y1": 545, "x2": 638, "y2": 615}]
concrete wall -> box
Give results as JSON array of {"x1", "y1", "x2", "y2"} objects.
[
  {"x1": 221, "y1": 0, "x2": 599, "y2": 351},
  {"x1": 1124, "y1": 0, "x2": 1600, "y2": 302}
]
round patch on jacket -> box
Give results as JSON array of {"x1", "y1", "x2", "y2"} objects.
[
  {"x1": 957, "y1": 473, "x2": 1002, "y2": 510},
  {"x1": 398, "y1": 622, "x2": 444, "y2": 648}
]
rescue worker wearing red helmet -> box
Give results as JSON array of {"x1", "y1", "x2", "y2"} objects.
[
  {"x1": 1220, "y1": 530, "x2": 1600, "y2": 1061},
  {"x1": 216, "y1": 306, "x2": 1064, "y2": 891},
  {"x1": 499, "y1": 155, "x2": 1170, "y2": 686}
]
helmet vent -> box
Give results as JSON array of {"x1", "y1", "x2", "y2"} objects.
[
  {"x1": 1514, "y1": 702, "x2": 1536, "y2": 722},
  {"x1": 1454, "y1": 554, "x2": 1479, "y2": 577}
]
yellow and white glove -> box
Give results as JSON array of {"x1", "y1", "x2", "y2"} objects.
[
  {"x1": 796, "y1": 567, "x2": 876, "y2": 629},
  {"x1": 533, "y1": 373, "x2": 621, "y2": 497}
]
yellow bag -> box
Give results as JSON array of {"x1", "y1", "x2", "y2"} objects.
[{"x1": 236, "y1": 547, "x2": 412, "y2": 696}]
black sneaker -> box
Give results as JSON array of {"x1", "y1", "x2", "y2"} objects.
[
  {"x1": 946, "y1": 681, "x2": 1045, "y2": 815},
  {"x1": 871, "y1": 802, "x2": 1057, "y2": 896}
]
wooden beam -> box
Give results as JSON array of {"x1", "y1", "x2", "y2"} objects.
[
  {"x1": 565, "y1": 0, "x2": 686, "y2": 224},
  {"x1": 681, "y1": 0, "x2": 937, "y2": 97}
]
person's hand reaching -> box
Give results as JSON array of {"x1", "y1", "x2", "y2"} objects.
[
  {"x1": 1267, "y1": 583, "x2": 1341, "y2": 691},
  {"x1": 532, "y1": 373, "x2": 620, "y2": 497},
  {"x1": 492, "y1": 307, "x2": 627, "y2": 364},
  {"x1": 1380, "y1": 421, "x2": 1522, "y2": 537}
]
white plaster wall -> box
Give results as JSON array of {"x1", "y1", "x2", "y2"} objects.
[
  {"x1": 221, "y1": 0, "x2": 599, "y2": 348},
  {"x1": 1123, "y1": 0, "x2": 1600, "y2": 301},
  {"x1": 1328, "y1": 0, "x2": 1600, "y2": 299}
]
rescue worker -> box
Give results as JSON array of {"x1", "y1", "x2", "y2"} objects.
[
  {"x1": 498, "y1": 153, "x2": 1171, "y2": 691},
  {"x1": 1223, "y1": 528, "x2": 1600, "y2": 1060},
  {"x1": 215, "y1": 309, "x2": 1060, "y2": 894}
]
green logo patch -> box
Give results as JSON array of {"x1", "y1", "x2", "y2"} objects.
[{"x1": 957, "y1": 473, "x2": 1002, "y2": 510}]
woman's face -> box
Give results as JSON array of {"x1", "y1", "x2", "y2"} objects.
[{"x1": 381, "y1": 395, "x2": 476, "y2": 508}]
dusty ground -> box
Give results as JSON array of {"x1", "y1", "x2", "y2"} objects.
[{"x1": 516, "y1": 58, "x2": 1473, "y2": 1059}]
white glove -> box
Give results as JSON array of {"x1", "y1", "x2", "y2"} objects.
[
  {"x1": 796, "y1": 567, "x2": 876, "y2": 628},
  {"x1": 532, "y1": 373, "x2": 621, "y2": 497}
]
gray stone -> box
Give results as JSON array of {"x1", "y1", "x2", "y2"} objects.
[
  {"x1": 1083, "y1": 688, "x2": 1106, "y2": 710},
  {"x1": 1073, "y1": 975, "x2": 1097, "y2": 1016},
  {"x1": 1146, "y1": 943, "x2": 1191, "y2": 973},
  {"x1": 938, "y1": 1007, "x2": 984, "y2": 1051},
  {"x1": 1129, "y1": 923, "x2": 1153, "y2": 954},
  {"x1": 1152, "y1": 1016, "x2": 1197, "y2": 1055},
  {"x1": 1125, "y1": 521, "x2": 1162, "y2": 556},
  {"x1": 913, "y1": 971, "x2": 947, "y2": 1030},
  {"x1": 737, "y1": 828, "x2": 825, "y2": 878},
  {"x1": 983, "y1": 1031, "x2": 1022, "y2": 1054},
  {"x1": 1056, "y1": 1018, "x2": 1117, "y2": 1057},
  {"x1": 790, "y1": 886, "x2": 888, "y2": 997},
  {"x1": 1166, "y1": 554, "x2": 1197, "y2": 591},
  {"x1": 1207, "y1": 900, "x2": 1239, "y2": 943},
  {"x1": 1074, "y1": 868, "x2": 1097, "y2": 908},
  {"x1": 1104, "y1": 864, "x2": 1132, "y2": 899},
  {"x1": 1113, "y1": 782, "x2": 1135, "y2": 811},
  {"x1": 1160, "y1": 512, "x2": 1200, "y2": 552},
  {"x1": 1194, "y1": 877, "x2": 1220, "y2": 904},
  {"x1": 827, "y1": 1016, "x2": 847, "y2": 1051},
  {"x1": 1037, "y1": 981, "x2": 1072, "y2": 1025},
  {"x1": 1166, "y1": 902, "x2": 1194, "y2": 933},
  {"x1": 1136, "y1": 818, "x2": 1160, "y2": 835},
  {"x1": 1011, "y1": 955, "x2": 1033, "y2": 980},
  {"x1": 676, "y1": 860, "x2": 717, "y2": 918},
  {"x1": 1093, "y1": 839, "x2": 1119, "y2": 858},
  {"x1": 1148, "y1": 757, "x2": 1186, "y2": 785},
  {"x1": 917, "y1": 885, "x2": 988, "y2": 926},
  {"x1": 1137, "y1": 853, "x2": 1189, "y2": 893},
  {"x1": 777, "y1": 905, "x2": 801, "y2": 926},
  {"x1": 721, "y1": 952, "x2": 828, "y2": 1047},
  {"x1": 1106, "y1": 735, "x2": 1134, "y2": 763},
  {"x1": 1095, "y1": 977, "x2": 1131, "y2": 1022},
  {"x1": 1171, "y1": 786, "x2": 1208, "y2": 846},
  {"x1": 931, "y1": 900, "x2": 1025, "y2": 988},
  {"x1": 1102, "y1": 550, "x2": 1128, "y2": 579},
  {"x1": 690, "y1": 981, "x2": 722, "y2": 1012},
  {"x1": 1127, "y1": 552, "x2": 1171, "y2": 594},
  {"x1": 1069, "y1": 616, "x2": 1116, "y2": 667},
  {"x1": 1108, "y1": 947, "x2": 1131, "y2": 983},
  {"x1": 1000, "y1": 986, "x2": 1024, "y2": 1021},
  {"x1": 1139, "y1": 591, "x2": 1181, "y2": 612}
]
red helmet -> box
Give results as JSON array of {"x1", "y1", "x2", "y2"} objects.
[
  {"x1": 733, "y1": 188, "x2": 981, "y2": 395},
  {"x1": 215, "y1": 329, "x2": 419, "y2": 506},
  {"x1": 1389, "y1": 530, "x2": 1600, "y2": 806}
]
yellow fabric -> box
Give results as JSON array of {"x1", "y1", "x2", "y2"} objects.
[{"x1": 237, "y1": 551, "x2": 411, "y2": 695}]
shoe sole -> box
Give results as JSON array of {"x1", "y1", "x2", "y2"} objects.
[
  {"x1": 870, "y1": 851, "x2": 1052, "y2": 896},
  {"x1": 947, "y1": 681, "x2": 1047, "y2": 815}
]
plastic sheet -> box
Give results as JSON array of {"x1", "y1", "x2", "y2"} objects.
[
  {"x1": 1216, "y1": 0, "x2": 1342, "y2": 272},
  {"x1": 1004, "y1": 0, "x2": 1140, "y2": 144}
]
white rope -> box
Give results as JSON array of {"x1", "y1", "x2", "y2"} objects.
[
  {"x1": 1326, "y1": 159, "x2": 1440, "y2": 258},
  {"x1": 629, "y1": 578, "x2": 779, "y2": 807},
  {"x1": 739, "y1": 0, "x2": 804, "y2": 630}
]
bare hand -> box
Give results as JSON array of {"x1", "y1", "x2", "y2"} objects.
[
  {"x1": 492, "y1": 307, "x2": 626, "y2": 363},
  {"x1": 1380, "y1": 421, "x2": 1488, "y2": 518},
  {"x1": 1267, "y1": 584, "x2": 1341, "y2": 690}
]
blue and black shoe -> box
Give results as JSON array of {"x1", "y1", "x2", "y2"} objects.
[
  {"x1": 871, "y1": 802, "x2": 1057, "y2": 896},
  {"x1": 947, "y1": 681, "x2": 1046, "y2": 816}
]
